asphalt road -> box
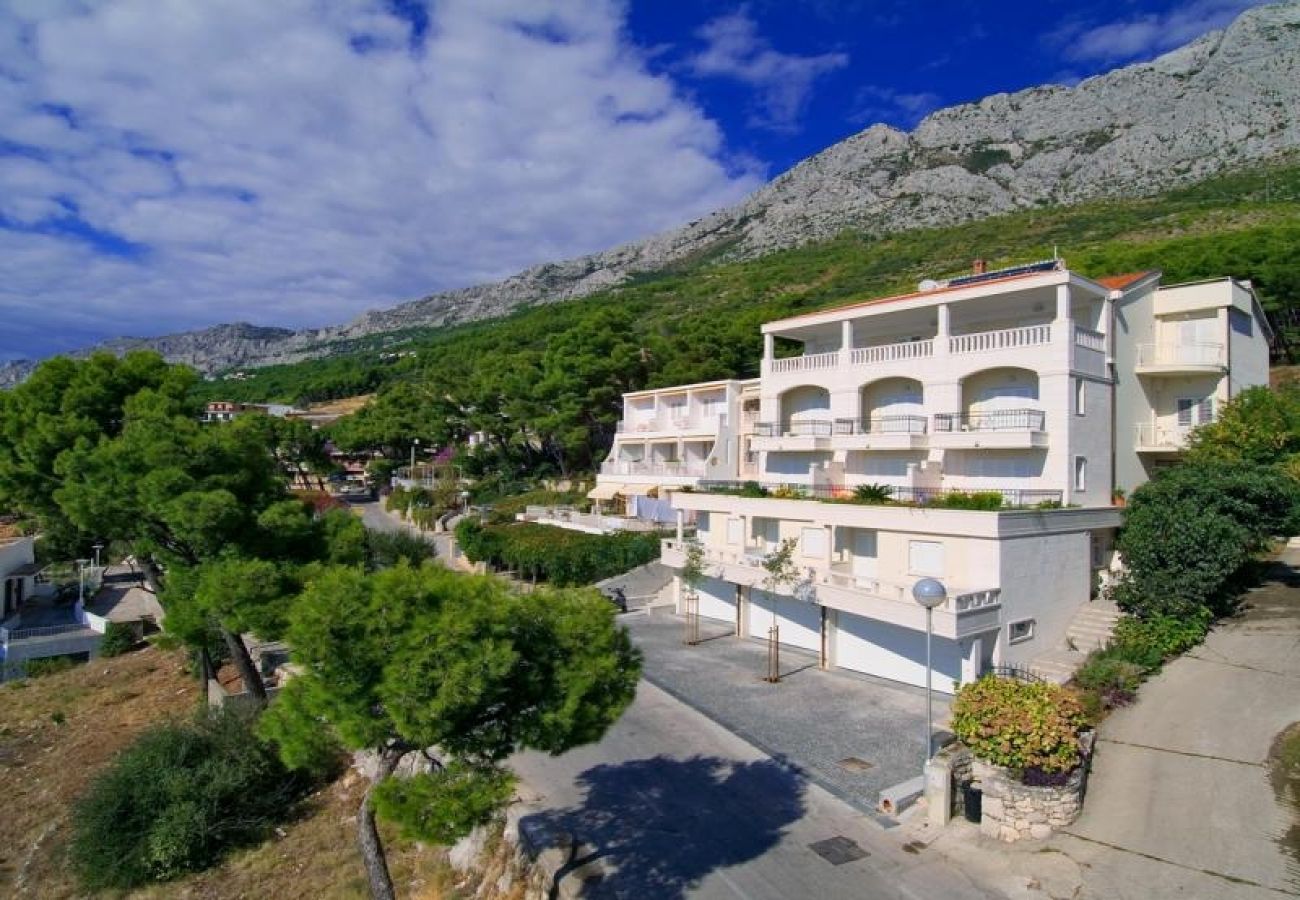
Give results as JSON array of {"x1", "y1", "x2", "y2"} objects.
[{"x1": 511, "y1": 680, "x2": 1003, "y2": 900}]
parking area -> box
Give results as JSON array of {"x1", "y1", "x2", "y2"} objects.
[{"x1": 623, "y1": 610, "x2": 945, "y2": 814}]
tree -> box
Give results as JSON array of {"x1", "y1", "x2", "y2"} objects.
[
  {"x1": 1185, "y1": 383, "x2": 1300, "y2": 470},
  {"x1": 259, "y1": 563, "x2": 641, "y2": 900}
]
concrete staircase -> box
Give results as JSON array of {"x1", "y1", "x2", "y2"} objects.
[{"x1": 1029, "y1": 600, "x2": 1123, "y2": 684}]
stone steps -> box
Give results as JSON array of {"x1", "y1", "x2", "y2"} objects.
[{"x1": 1030, "y1": 601, "x2": 1124, "y2": 683}]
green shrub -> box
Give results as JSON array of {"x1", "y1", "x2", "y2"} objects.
[
  {"x1": 769, "y1": 484, "x2": 806, "y2": 500},
  {"x1": 1111, "y1": 612, "x2": 1210, "y2": 666},
  {"x1": 852, "y1": 483, "x2": 894, "y2": 504},
  {"x1": 23, "y1": 655, "x2": 81, "y2": 678},
  {"x1": 372, "y1": 761, "x2": 516, "y2": 844},
  {"x1": 99, "y1": 622, "x2": 139, "y2": 658},
  {"x1": 951, "y1": 677, "x2": 1089, "y2": 775},
  {"x1": 738, "y1": 481, "x2": 769, "y2": 498},
  {"x1": 367, "y1": 529, "x2": 436, "y2": 569},
  {"x1": 69, "y1": 709, "x2": 310, "y2": 890},
  {"x1": 930, "y1": 491, "x2": 1004, "y2": 510},
  {"x1": 456, "y1": 520, "x2": 663, "y2": 586},
  {"x1": 1074, "y1": 652, "x2": 1146, "y2": 706}
]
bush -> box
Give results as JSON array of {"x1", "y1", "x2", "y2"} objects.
[
  {"x1": 1111, "y1": 612, "x2": 1210, "y2": 666},
  {"x1": 23, "y1": 655, "x2": 81, "y2": 678},
  {"x1": 455, "y1": 520, "x2": 664, "y2": 586},
  {"x1": 951, "y1": 677, "x2": 1089, "y2": 775},
  {"x1": 70, "y1": 709, "x2": 310, "y2": 890},
  {"x1": 99, "y1": 622, "x2": 139, "y2": 658},
  {"x1": 929, "y1": 490, "x2": 1004, "y2": 510},
  {"x1": 367, "y1": 529, "x2": 436, "y2": 569},
  {"x1": 852, "y1": 483, "x2": 894, "y2": 504},
  {"x1": 770, "y1": 484, "x2": 806, "y2": 500},
  {"x1": 1074, "y1": 652, "x2": 1146, "y2": 709}
]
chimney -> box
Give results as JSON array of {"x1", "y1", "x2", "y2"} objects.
[{"x1": 972, "y1": 258, "x2": 988, "y2": 275}]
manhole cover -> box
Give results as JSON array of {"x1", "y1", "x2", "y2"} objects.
[
  {"x1": 837, "y1": 756, "x2": 873, "y2": 773},
  {"x1": 809, "y1": 836, "x2": 869, "y2": 866}
]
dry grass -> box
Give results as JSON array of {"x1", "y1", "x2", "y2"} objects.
[
  {"x1": 306, "y1": 395, "x2": 374, "y2": 417},
  {"x1": 0, "y1": 648, "x2": 458, "y2": 900}
]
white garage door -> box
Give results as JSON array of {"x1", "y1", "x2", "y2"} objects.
[
  {"x1": 748, "y1": 589, "x2": 822, "y2": 653},
  {"x1": 695, "y1": 576, "x2": 736, "y2": 624},
  {"x1": 835, "y1": 612, "x2": 962, "y2": 693}
]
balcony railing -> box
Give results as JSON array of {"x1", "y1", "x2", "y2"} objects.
[
  {"x1": 618, "y1": 414, "x2": 726, "y2": 434},
  {"x1": 850, "y1": 339, "x2": 934, "y2": 365},
  {"x1": 0, "y1": 622, "x2": 92, "y2": 644},
  {"x1": 933, "y1": 408, "x2": 1046, "y2": 432},
  {"x1": 1073, "y1": 326, "x2": 1106, "y2": 352},
  {"x1": 692, "y1": 480, "x2": 1062, "y2": 507},
  {"x1": 1136, "y1": 342, "x2": 1225, "y2": 367},
  {"x1": 832, "y1": 415, "x2": 928, "y2": 435},
  {"x1": 950, "y1": 324, "x2": 1051, "y2": 354},
  {"x1": 601, "y1": 460, "x2": 707, "y2": 477},
  {"x1": 753, "y1": 420, "x2": 833, "y2": 437},
  {"x1": 769, "y1": 351, "x2": 839, "y2": 375}
]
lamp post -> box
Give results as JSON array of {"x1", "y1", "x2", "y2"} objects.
[
  {"x1": 76, "y1": 558, "x2": 90, "y2": 612},
  {"x1": 92, "y1": 541, "x2": 104, "y2": 570},
  {"x1": 912, "y1": 577, "x2": 947, "y2": 763},
  {"x1": 410, "y1": 438, "x2": 420, "y2": 481}
]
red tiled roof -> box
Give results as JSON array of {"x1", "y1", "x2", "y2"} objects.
[{"x1": 1095, "y1": 271, "x2": 1157, "y2": 291}]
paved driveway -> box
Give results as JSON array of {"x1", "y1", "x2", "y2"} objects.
[
  {"x1": 512, "y1": 681, "x2": 1000, "y2": 900},
  {"x1": 623, "y1": 610, "x2": 942, "y2": 814}
]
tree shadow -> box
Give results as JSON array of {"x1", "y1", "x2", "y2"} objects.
[{"x1": 520, "y1": 754, "x2": 807, "y2": 899}]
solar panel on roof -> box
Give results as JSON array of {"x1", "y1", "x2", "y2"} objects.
[{"x1": 947, "y1": 258, "x2": 1061, "y2": 288}]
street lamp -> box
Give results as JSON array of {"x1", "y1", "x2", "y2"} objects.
[
  {"x1": 76, "y1": 558, "x2": 91, "y2": 610},
  {"x1": 410, "y1": 438, "x2": 420, "y2": 480},
  {"x1": 92, "y1": 541, "x2": 104, "y2": 570},
  {"x1": 912, "y1": 577, "x2": 947, "y2": 763}
]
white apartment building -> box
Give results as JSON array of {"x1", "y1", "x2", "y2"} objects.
[{"x1": 594, "y1": 260, "x2": 1273, "y2": 690}]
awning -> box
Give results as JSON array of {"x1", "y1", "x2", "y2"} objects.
[
  {"x1": 587, "y1": 482, "x2": 624, "y2": 500},
  {"x1": 621, "y1": 483, "x2": 659, "y2": 497}
]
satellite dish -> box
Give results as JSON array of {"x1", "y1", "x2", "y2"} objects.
[{"x1": 917, "y1": 279, "x2": 941, "y2": 293}]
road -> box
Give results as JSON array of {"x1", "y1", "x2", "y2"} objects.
[
  {"x1": 349, "y1": 498, "x2": 457, "y2": 560},
  {"x1": 511, "y1": 680, "x2": 1004, "y2": 900}
]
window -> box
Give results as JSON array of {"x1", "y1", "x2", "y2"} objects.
[
  {"x1": 697, "y1": 512, "x2": 710, "y2": 534},
  {"x1": 908, "y1": 540, "x2": 945, "y2": 577},
  {"x1": 1008, "y1": 619, "x2": 1036, "y2": 644},
  {"x1": 1074, "y1": 456, "x2": 1087, "y2": 492},
  {"x1": 800, "y1": 527, "x2": 827, "y2": 558},
  {"x1": 727, "y1": 518, "x2": 743, "y2": 545},
  {"x1": 1230, "y1": 309, "x2": 1253, "y2": 336},
  {"x1": 1176, "y1": 397, "x2": 1215, "y2": 427},
  {"x1": 1075, "y1": 378, "x2": 1086, "y2": 416}
]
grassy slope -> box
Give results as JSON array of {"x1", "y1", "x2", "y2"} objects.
[
  {"x1": 196, "y1": 157, "x2": 1300, "y2": 406},
  {"x1": 0, "y1": 649, "x2": 454, "y2": 900}
]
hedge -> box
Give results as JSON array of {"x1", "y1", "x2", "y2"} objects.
[{"x1": 455, "y1": 520, "x2": 664, "y2": 586}]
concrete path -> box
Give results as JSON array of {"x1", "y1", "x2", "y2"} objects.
[
  {"x1": 1010, "y1": 548, "x2": 1300, "y2": 899},
  {"x1": 348, "y1": 498, "x2": 456, "y2": 561},
  {"x1": 512, "y1": 680, "x2": 1004, "y2": 900}
]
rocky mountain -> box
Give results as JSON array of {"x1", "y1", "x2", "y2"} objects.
[{"x1": 4, "y1": 0, "x2": 1299, "y2": 387}]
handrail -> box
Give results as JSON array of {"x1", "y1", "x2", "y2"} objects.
[
  {"x1": 769, "y1": 351, "x2": 839, "y2": 374},
  {"x1": 1073, "y1": 326, "x2": 1106, "y2": 352},
  {"x1": 933, "y1": 408, "x2": 1046, "y2": 432},
  {"x1": 950, "y1": 324, "x2": 1051, "y2": 354},
  {"x1": 753, "y1": 420, "x2": 833, "y2": 437},
  {"x1": 1136, "y1": 342, "x2": 1224, "y2": 366},
  {"x1": 0, "y1": 622, "x2": 91, "y2": 643},
  {"x1": 832, "y1": 415, "x2": 928, "y2": 435},
  {"x1": 850, "y1": 339, "x2": 933, "y2": 365}
]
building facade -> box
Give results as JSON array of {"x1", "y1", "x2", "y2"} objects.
[{"x1": 594, "y1": 261, "x2": 1273, "y2": 689}]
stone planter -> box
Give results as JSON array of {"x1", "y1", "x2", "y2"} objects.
[{"x1": 971, "y1": 730, "x2": 1094, "y2": 843}]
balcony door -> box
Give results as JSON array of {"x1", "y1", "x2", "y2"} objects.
[{"x1": 851, "y1": 530, "x2": 878, "y2": 580}]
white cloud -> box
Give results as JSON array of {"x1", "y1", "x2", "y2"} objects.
[
  {"x1": 849, "y1": 85, "x2": 942, "y2": 129},
  {"x1": 0, "y1": 0, "x2": 764, "y2": 359},
  {"x1": 687, "y1": 7, "x2": 848, "y2": 133},
  {"x1": 1057, "y1": 0, "x2": 1266, "y2": 64}
]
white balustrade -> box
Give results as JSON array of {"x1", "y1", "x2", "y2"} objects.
[
  {"x1": 850, "y1": 339, "x2": 934, "y2": 365},
  {"x1": 769, "y1": 351, "x2": 840, "y2": 374},
  {"x1": 1073, "y1": 326, "x2": 1106, "y2": 352},
  {"x1": 1136, "y1": 342, "x2": 1224, "y2": 367},
  {"x1": 950, "y1": 324, "x2": 1051, "y2": 354}
]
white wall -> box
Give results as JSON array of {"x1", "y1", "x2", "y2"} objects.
[{"x1": 997, "y1": 530, "x2": 1092, "y2": 667}]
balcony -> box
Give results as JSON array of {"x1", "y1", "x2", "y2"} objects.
[
  {"x1": 691, "y1": 480, "x2": 1063, "y2": 508},
  {"x1": 1072, "y1": 326, "x2": 1107, "y2": 377},
  {"x1": 1134, "y1": 423, "x2": 1197, "y2": 453},
  {"x1": 661, "y1": 539, "x2": 1001, "y2": 637},
  {"x1": 949, "y1": 324, "x2": 1051, "y2": 355},
  {"x1": 750, "y1": 420, "x2": 833, "y2": 452},
  {"x1": 601, "y1": 460, "x2": 707, "y2": 478},
  {"x1": 931, "y1": 408, "x2": 1048, "y2": 450},
  {"x1": 850, "y1": 339, "x2": 934, "y2": 366},
  {"x1": 830, "y1": 415, "x2": 928, "y2": 451},
  {"x1": 769, "y1": 351, "x2": 839, "y2": 375},
  {"x1": 617, "y1": 415, "x2": 726, "y2": 435},
  {"x1": 1135, "y1": 342, "x2": 1225, "y2": 375}
]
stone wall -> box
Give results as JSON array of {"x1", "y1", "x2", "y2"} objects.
[{"x1": 972, "y1": 731, "x2": 1094, "y2": 843}]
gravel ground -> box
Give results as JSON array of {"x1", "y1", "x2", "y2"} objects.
[{"x1": 623, "y1": 610, "x2": 946, "y2": 815}]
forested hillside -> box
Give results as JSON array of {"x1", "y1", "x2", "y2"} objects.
[{"x1": 193, "y1": 159, "x2": 1300, "y2": 482}]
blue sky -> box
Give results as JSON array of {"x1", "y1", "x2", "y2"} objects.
[{"x1": 0, "y1": 0, "x2": 1269, "y2": 361}]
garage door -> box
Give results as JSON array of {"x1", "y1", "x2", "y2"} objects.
[
  {"x1": 695, "y1": 576, "x2": 736, "y2": 624},
  {"x1": 835, "y1": 612, "x2": 962, "y2": 693},
  {"x1": 748, "y1": 589, "x2": 821, "y2": 653}
]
